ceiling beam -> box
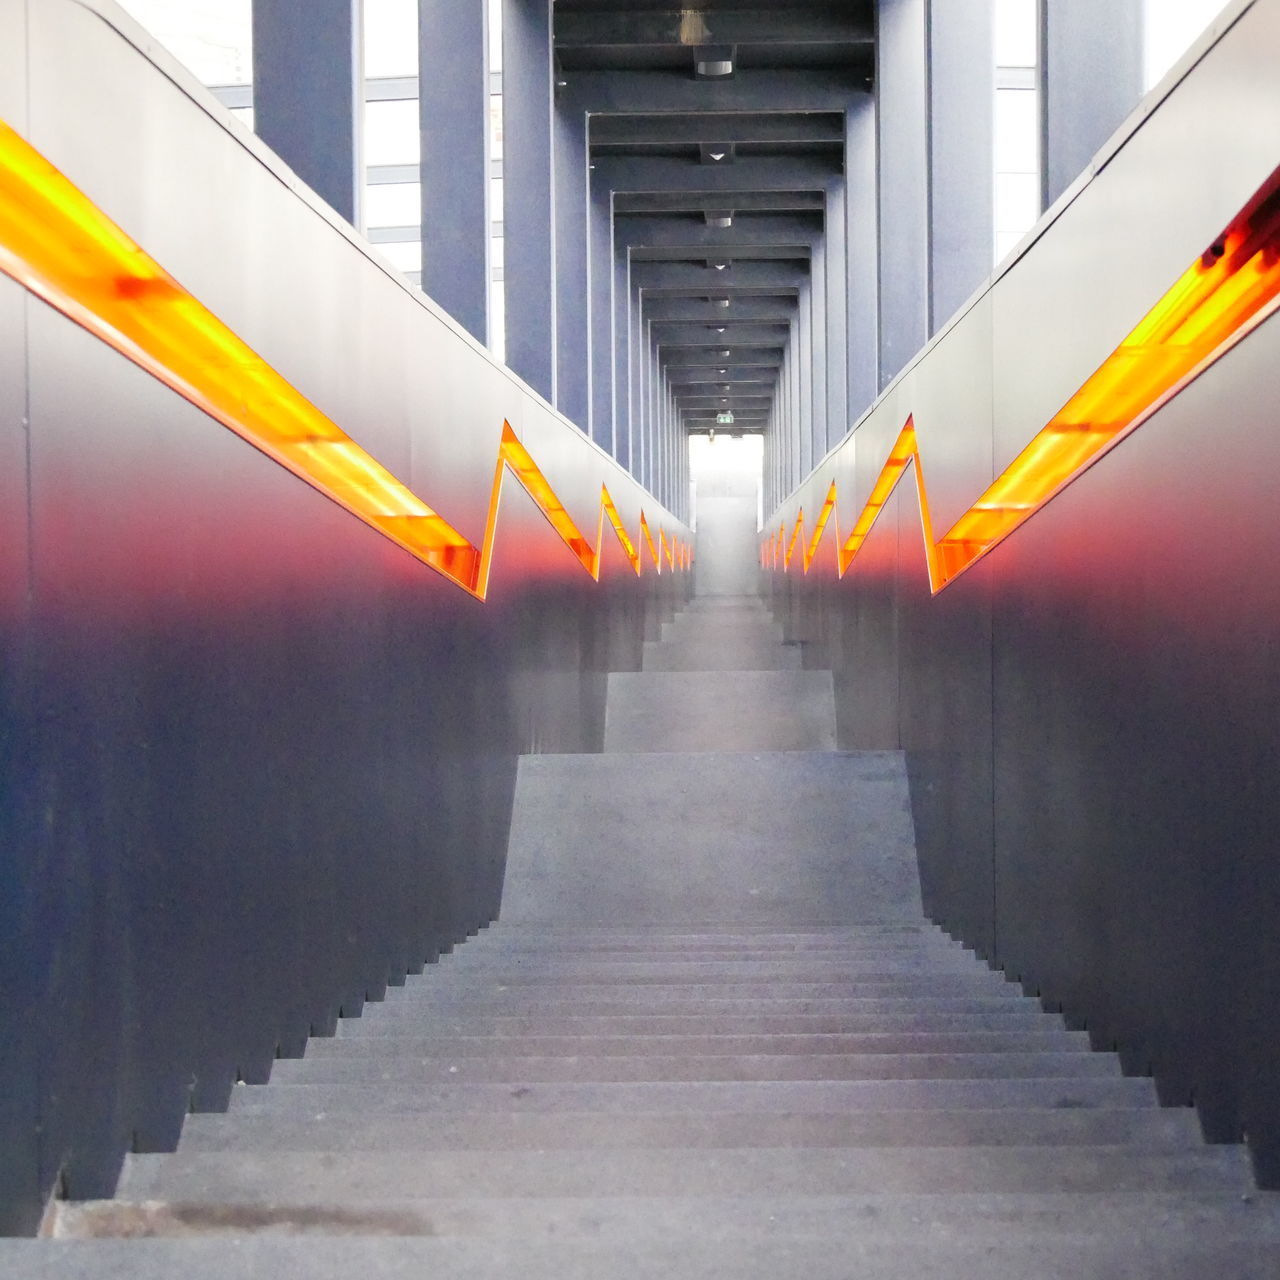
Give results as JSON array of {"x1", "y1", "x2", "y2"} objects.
[
  {"x1": 565, "y1": 70, "x2": 869, "y2": 114},
  {"x1": 651, "y1": 323, "x2": 791, "y2": 345},
  {"x1": 613, "y1": 190, "x2": 824, "y2": 215},
  {"x1": 590, "y1": 112, "x2": 844, "y2": 147},
  {"x1": 614, "y1": 213, "x2": 820, "y2": 254},
  {"x1": 661, "y1": 346, "x2": 784, "y2": 367},
  {"x1": 593, "y1": 155, "x2": 839, "y2": 193},
  {"x1": 642, "y1": 297, "x2": 798, "y2": 322},
  {"x1": 632, "y1": 261, "x2": 808, "y2": 289},
  {"x1": 555, "y1": 9, "x2": 873, "y2": 51}
]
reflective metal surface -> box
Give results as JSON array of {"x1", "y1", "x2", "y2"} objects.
[
  {"x1": 0, "y1": 0, "x2": 689, "y2": 1235},
  {"x1": 767, "y1": 0, "x2": 1280, "y2": 1186}
]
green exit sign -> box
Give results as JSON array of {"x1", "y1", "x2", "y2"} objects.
[{"x1": 716, "y1": 411, "x2": 734, "y2": 424}]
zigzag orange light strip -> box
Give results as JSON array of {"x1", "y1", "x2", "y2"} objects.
[
  {"x1": 0, "y1": 118, "x2": 687, "y2": 598},
  {"x1": 770, "y1": 165, "x2": 1280, "y2": 594}
]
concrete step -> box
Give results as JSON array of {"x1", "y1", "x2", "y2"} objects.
[
  {"x1": 642, "y1": 635, "x2": 802, "y2": 671},
  {"x1": 476, "y1": 924, "x2": 951, "y2": 940},
  {"x1": 175, "y1": 1107, "x2": 1208, "y2": 1156},
  {"x1": 384, "y1": 972, "x2": 1024, "y2": 1003},
  {"x1": 310, "y1": 1030, "x2": 1093, "y2": 1059},
  {"x1": 501, "y1": 751, "x2": 922, "y2": 926},
  {"x1": 450, "y1": 939, "x2": 970, "y2": 958},
  {"x1": 603, "y1": 670, "x2": 836, "y2": 752},
  {"x1": 114, "y1": 1144, "x2": 1253, "y2": 1202},
  {"x1": 433, "y1": 955, "x2": 992, "y2": 977},
  {"x1": 347, "y1": 995, "x2": 1061, "y2": 1020},
  {"x1": 338, "y1": 1009, "x2": 1077, "y2": 1038},
  {"x1": 223, "y1": 1076, "x2": 1161, "y2": 1115},
  {"x1": 15, "y1": 1225, "x2": 1280, "y2": 1279},
  {"x1": 267, "y1": 1050, "x2": 1118, "y2": 1086}
]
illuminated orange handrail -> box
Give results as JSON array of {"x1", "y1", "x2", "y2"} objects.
[
  {"x1": 0, "y1": 118, "x2": 687, "y2": 598},
  {"x1": 771, "y1": 165, "x2": 1280, "y2": 594}
]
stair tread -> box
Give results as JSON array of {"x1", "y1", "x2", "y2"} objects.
[
  {"x1": 175, "y1": 1107, "x2": 1207, "y2": 1154},
  {"x1": 22, "y1": 1213, "x2": 1280, "y2": 1280},
  {"x1": 223, "y1": 1076, "x2": 1161, "y2": 1114},
  {"x1": 115, "y1": 1144, "x2": 1253, "y2": 1200}
]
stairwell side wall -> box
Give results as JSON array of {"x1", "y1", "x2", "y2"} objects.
[
  {"x1": 766, "y1": 0, "x2": 1280, "y2": 1186},
  {"x1": 0, "y1": 0, "x2": 691, "y2": 1237}
]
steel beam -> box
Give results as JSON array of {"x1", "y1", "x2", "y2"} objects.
[
  {"x1": 642, "y1": 298, "x2": 798, "y2": 322},
  {"x1": 1040, "y1": 0, "x2": 1144, "y2": 208},
  {"x1": 556, "y1": 8, "x2": 872, "y2": 49},
  {"x1": 877, "y1": 0, "x2": 928, "y2": 388},
  {"x1": 592, "y1": 155, "x2": 840, "y2": 193},
  {"x1": 613, "y1": 191, "x2": 825, "y2": 214},
  {"x1": 565, "y1": 71, "x2": 871, "y2": 115},
  {"x1": 590, "y1": 113, "x2": 845, "y2": 148},
  {"x1": 418, "y1": 0, "x2": 490, "y2": 343},
  {"x1": 653, "y1": 324, "x2": 791, "y2": 346},
  {"x1": 556, "y1": 100, "x2": 591, "y2": 427},
  {"x1": 929, "y1": 0, "x2": 994, "y2": 332},
  {"x1": 504, "y1": 0, "x2": 556, "y2": 401},
  {"x1": 252, "y1": 0, "x2": 361, "y2": 224},
  {"x1": 633, "y1": 261, "x2": 809, "y2": 290}
]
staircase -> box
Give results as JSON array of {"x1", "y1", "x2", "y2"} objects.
[{"x1": 12, "y1": 581, "x2": 1280, "y2": 1273}]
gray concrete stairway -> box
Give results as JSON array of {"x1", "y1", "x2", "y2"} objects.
[{"x1": 15, "y1": 591, "x2": 1280, "y2": 1276}]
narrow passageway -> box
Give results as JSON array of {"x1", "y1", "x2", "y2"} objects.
[{"x1": 22, "y1": 441, "x2": 1280, "y2": 1275}]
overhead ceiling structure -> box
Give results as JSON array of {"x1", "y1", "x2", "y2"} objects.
[{"x1": 554, "y1": 0, "x2": 874, "y2": 460}]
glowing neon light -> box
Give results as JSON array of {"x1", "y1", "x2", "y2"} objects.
[
  {"x1": 771, "y1": 166, "x2": 1280, "y2": 593},
  {"x1": 0, "y1": 118, "x2": 687, "y2": 597}
]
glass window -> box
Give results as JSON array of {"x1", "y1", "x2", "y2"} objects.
[
  {"x1": 364, "y1": 0, "x2": 419, "y2": 78},
  {"x1": 364, "y1": 182, "x2": 422, "y2": 228},
  {"x1": 993, "y1": 0, "x2": 1040, "y2": 265},
  {"x1": 378, "y1": 240, "x2": 422, "y2": 274},
  {"x1": 994, "y1": 0, "x2": 1038, "y2": 68},
  {"x1": 364, "y1": 99, "x2": 420, "y2": 166},
  {"x1": 1144, "y1": 0, "x2": 1228, "y2": 89},
  {"x1": 117, "y1": 0, "x2": 253, "y2": 85}
]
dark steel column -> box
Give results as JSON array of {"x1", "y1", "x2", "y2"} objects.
[
  {"x1": 845, "y1": 97, "x2": 879, "y2": 419},
  {"x1": 252, "y1": 0, "x2": 361, "y2": 224},
  {"x1": 824, "y1": 179, "x2": 849, "y2": 451},
  {"x1": 588, "y1": 177, "x2": 613, "y2": 450},
  {"x1": 876, "y1": 0, "x2": 928, "y2": 386},
  {"x1": 810, "y1": 251, "x2": 828, "y2": 461},
  {"x1": 503, "y1": 0, "x2": 556, "y2": 401},
  {"x1": 1040, "y1": 0, "x2": 1143, "y2": 208},
  {"x1": 613, "y1": 244, "x2": 630, "y2": 469},
  {"x1": 555, "y1": 101, "x2": 590, "y2": 428},
  {"x1": 798, "y1": 278, "x2": 814, "y2": 478},
  {"x1": 929, "y1": 0, "x2": 995, "y2": 330},
  {"x1": 418, "y1": 0, "x2": 489, "y2": 343}
]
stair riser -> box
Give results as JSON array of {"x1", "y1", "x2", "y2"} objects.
[
  {"x1": 311, "y1": 1032, "x2": 1092, "y2": 1058},
  {"x1": 224, "y1": 1077, "x2": 1161, "y2": 1115},
  {"x1": 339, "y1": 1012, "x2": 1076, "y2": 1038},
  {"x1": 175, "y1": 1108, "x2": 1207, "y2": 1155},
  {"x1": 116, "y1": 1147, "x2": 1251, "y2": 1201}
]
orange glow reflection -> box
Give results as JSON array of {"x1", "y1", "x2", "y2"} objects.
[
  {"x1": 772, "y1": 165, "x2": 1280, "y2": 593},
  {"x1": 0, "y1": 119, "x2": 688, "y2": 598}
]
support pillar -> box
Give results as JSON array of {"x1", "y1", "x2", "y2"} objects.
[
  {"x1": 418, "y1": 0, "x2": 489, "y2": 343},
  {"x1": 503, "y1": 0, "x2": 555, "y2": 401},
  {"x1": 876, "y1": 0, "x2": 928, "y2": 387},
  {"x1": 845, "y1": 96, "x2": 879, "y2": 417},
  {"x1": 588, "y1": 178, "x2": 614, "y2": 451},
  {"x1": 825, "y1": 179, "x2": 849, "y2": 449},
  {"x1": 929, "y1": 0, "x2": 995, "y2": 330},
  {"x1": 1040, "y1": 0, "x2": 1143, "y2": 208},
  {"x1": 252, "y1": 0, "x2": 361, "y2": 225},
  {"x1": 555, "y1": 102, "x2": 590, "y2": 427}
]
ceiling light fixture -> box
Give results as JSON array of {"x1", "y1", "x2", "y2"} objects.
[{"x1": 694, "y1": 46, "x2": 735, "y2": 79}]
